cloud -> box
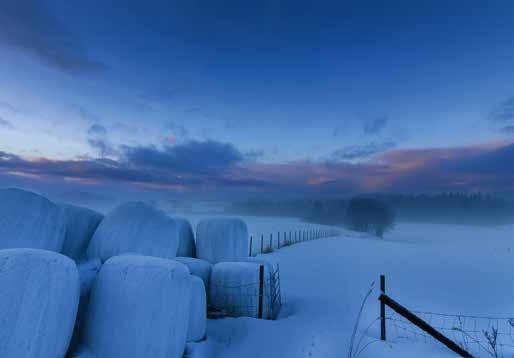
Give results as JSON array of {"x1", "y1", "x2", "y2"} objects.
[
  {"x1": 86, "y1": 124, "x2": 117, "y2": 157},
  {"x1": 122, "y1": 140, "x2": 244, "y2": 175},
  {"x1": 0, "y1": 117, "x2": 13, "y2": 129},
  {"x1": 0, "y1": 0, "x2": 106, "y2": 75},
  {"x1": 501, "y1": 125, "x2": 514, "y2": 134},
  {"x1": 0, "y1": 139, "x2": 267, "y2": 191},
  {"x1": 332, "y1": 142, "x2": 396, "y2": 160},
  {"x1": 489, "y1": 97, "x2": 514, "y2": 123},
  {"x1": 363, "y1": 116, "x2": 388, "y2": 135},
  {"x1": 2, "y1": 139, "x2": 514, "y2": 196},
  {"x1": 87, "y1": 124, "x2": 107, "y2": 136},
  {"x1": 74, "y1": 105, "x2": 102, "y2": 123},
  {"x1": 167, "y1": 121, "x2": 189, "y2": 138}
]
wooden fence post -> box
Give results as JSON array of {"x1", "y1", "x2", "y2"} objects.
[
  {"x1": 249, "y1": 236, "x2": 253, "y2": 256},
  {"x1": 380, "y1": 275, "x2": 386, "y2": 341},
  {"x1": 261, "y1": 234, "x2": 264, "y2": 253},
  {"x1": 269, "y1": 234, "x2": 272, "y2": 251},
  {"x1": 258, "y1": 265, "x2": 264, "y2": 319}
]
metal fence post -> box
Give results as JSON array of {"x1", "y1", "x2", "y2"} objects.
[
  {"x1": 258, "y1": 265, "x2": 264, "y2": 319},
  {"x1": 380, "y1": 275, "x2": 386, "y2": 341}
]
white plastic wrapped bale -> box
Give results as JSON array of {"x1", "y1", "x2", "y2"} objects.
[
  {"x1": 188, "y1": 276, "x2": 207, "y2": 342},
  {"x1": 0, "y1": 249, "x2": 80, "y2": 358},
  {"x1": 0, "y1": 188, "x2": 67, "y2": 252},
  {"x1": 61, "y1": 205, "x2": 103, "y2": 261},
  {"x1": 174, "y1": 256, "x2": 212, "y2": 290},
  {"x1": 81, "y1": 255, "x2": 192, "y2": 358},
  {"x1": 195, "y1": 218, "x2": 249, "y2": 264},
  {"x1": 86, "y1": 202, "x2": 180, "y2": 262},
  {"x1": 209, "y1": 262, "x2": 272, "y2": 319},
  {"x1": 174, "y1": 218, "x2": 196, "y2": 257}
]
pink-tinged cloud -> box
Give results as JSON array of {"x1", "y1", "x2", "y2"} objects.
[{"x1": 1, "y1": 139, "x2": 514, "y2": 196}]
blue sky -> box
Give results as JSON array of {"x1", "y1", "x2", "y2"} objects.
[{"x1": 0, "y1": 0, "x2": 513, "y2": 202}]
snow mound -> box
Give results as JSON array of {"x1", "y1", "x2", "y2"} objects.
[
  {"x1": 209, "y1": 262, "x2": 271, "y2": 319},
  {"x1": 188, "y1": 276, "x2": 207, "y2": 342},
  {"x1": 61, "y1": 205, "x2": 103, "y2": 261},
  {"x1": 86, "y1": 202, "x2": 180, "y2": 262},
  {"x1": 174, "y1": 218, "x2": 196, "y2": 257},
  {"x1": 0, "y1": 248, "x2": 80, "y2": 358},
  {"x1": 196, "y1": 218, "x2": 249, "y2": 264},
  {"x1": 174, "y1": 256, "x2": 212, "y2": 290},
  {"x1": 0, "y1": 188, "x2": 67, "y2": 252},
  {"x1": 81, "y1": 254, "x2": 192, "y2": 358}
]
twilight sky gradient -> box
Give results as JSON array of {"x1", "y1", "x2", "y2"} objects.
[{"x1": 0, "y1": 0, "x2": 513, "y2": 203}]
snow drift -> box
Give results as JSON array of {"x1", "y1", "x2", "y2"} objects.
[
  {"x1": 188, "y1": 276, "x2": 207, "y2": 342},
  {"x1": 61, "y1": 205, "x2": 103, "y2": 261},
  {"x1": 0, "y1": 188, "x2": 67, "y2": 252},
  {"x1": 81, "y1": 254, "x2": 192, "y2": 358},
  {"x1": 196, "y1": 218, "x2": 249, "y2": 264},
  {"x1": 174, "y1": 256, "x2": 212, "y2": 290},
  {"x1": 87, "y1": 202, "x2": 180, "y2": 262},
  {"x1": 174, "y1": 218, "x2": 196, "y2": 257},
  {"x1": 0, "y1": 249, "x2": 80, "y2": 358},
  {"x1": 209, "y1": 262, "x2": 271, "y2": 319}
]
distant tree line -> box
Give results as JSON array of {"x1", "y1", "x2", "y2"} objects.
[{"x1": 227, "y1": 193, "x2": 514, "y2": 227}]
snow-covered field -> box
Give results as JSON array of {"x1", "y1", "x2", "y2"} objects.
[{"x1": 182, "y1": 218, "x2": 514, "y2": 358}]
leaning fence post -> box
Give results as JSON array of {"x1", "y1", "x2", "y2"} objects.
[
  {"x1": 380, "y1": 275, "x2": 386, "y2": 341},
  {"x1": 249, "y1": 236, "x2": 253, "y2": 256},
  {"x1": 258, "y1": 265, "x2": 264, "y2": 319}
]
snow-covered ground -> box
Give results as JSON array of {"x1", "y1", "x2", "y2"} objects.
[{"x1": 181, "y1": 218, "x2": 514, "y2": 358}]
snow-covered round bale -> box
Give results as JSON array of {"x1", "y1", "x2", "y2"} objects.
[
  {"x1": 0, "y1": 188, "x2": 67, "y2": 252},
  {"x1": 61, "y1": 205, "x2": 103, "y2": 261},
  {"x1": 174, "y1": 218, "x2": 195, "y2": 257},
  {"x1": 0, "y1": 249, "x2": 80, "y2": 358},
  {"x1": 174, "y1": 256, "x2": 212, "y2": 290},
  {"x1": 81, "y1": 255, "x2": 192, "y2": 358},
  {"x1": 209, "y1": 262, "x2": 272, "y2": 319},
  {"x1": 188, "y1": 276, "x2": 207, "y2": 342},
  {"x1": 195, "y1": 218, "x2": 248, "y2": 264},
  {"x1": 86, "y1": 202, "x2": 180, "y2": 262}
]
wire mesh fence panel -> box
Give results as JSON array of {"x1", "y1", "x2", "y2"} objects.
[
  {"x1": 387, "y1": 309, "x2": 514, "y2": 357},
  {"x1": 208, "y1": 265, "x2": 282, "y2": 320}
]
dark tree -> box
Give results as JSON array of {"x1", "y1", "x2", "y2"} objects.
[{"x1": 346, "y1": 197, "x2": 395, "y2": 238}]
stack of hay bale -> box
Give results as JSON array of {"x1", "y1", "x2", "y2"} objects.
[{"x1": 0, "y1": 188, "x2": 277, "y2": 358}]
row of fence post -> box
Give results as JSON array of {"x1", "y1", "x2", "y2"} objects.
[{"x1": 249, "y1": 228, "x2": 339, "y2": 256}]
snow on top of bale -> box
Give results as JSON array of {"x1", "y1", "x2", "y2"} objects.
[
  {"x1": 0, "y1": 188, "x2": 67, "y2": 252},
  {"x1": 209, "y1": 261, "x2": 272, "y2": 319},
  {"x1": 174, "y1": 218, "x2": 195, "y2": 257},
  {"x1": 195, "y1": 218, "x2": 249, "y2": 264},
  {"x1": 82, "y1": 254, "x2": 191, "y2": 358},
  {"x1": 61, "y1": 205, "x2": 103, "y2": 261},
  {"x1": 174, "y1": 257, "x2": 212, "y2": 289},
  {"x1": 86, "y1": 202, "x2": 180, "y2": 262},
  {"x1": 188, "y1": 276, "x2": 207, "y2": 342},
  {"x1": 0, "y1": 248, "x2": 80, "y2": 358}
]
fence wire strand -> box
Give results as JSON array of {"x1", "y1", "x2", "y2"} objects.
[{"x1": 386, "y1": 309, "x2": 514, "y2": 357}]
